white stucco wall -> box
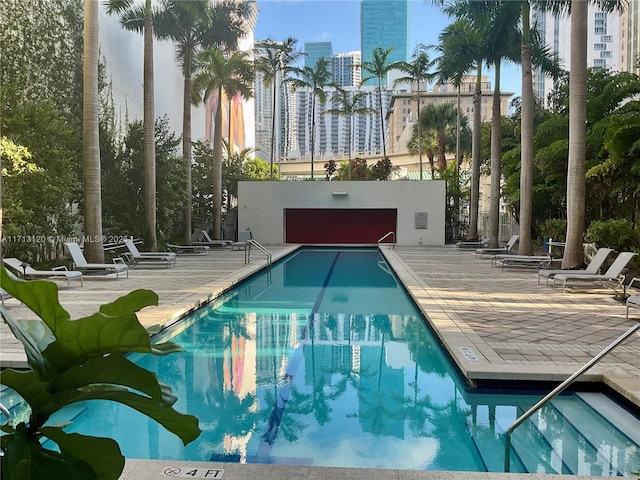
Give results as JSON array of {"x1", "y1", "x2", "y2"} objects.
[{"x1": 237, "y1": 181, "x2": 446, "y2": 246}]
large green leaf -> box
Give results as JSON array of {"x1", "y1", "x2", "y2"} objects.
[
  {"x1": 0, "y1": 370, "x2": 54, "y2": 416},
  {"x1": 49, "y1": 387, "x2": 201, "y2": 445},
  {"x1": 98, "y1": 289, "x2": 158, "y2": 316},
  {"x1": 0, "y1": 266, "x2": 70, "y2": 335},
  {"x1": 54, "y1": 354, "x2": 162, "y2": 400},
  {"x1": 42, "y1": 311, "x2": 153, "y2": 370},
  {"x1": 0, "y1": 307, "x2": 53, "y2": 378},
  {"x1": 42, "y1": 428, "x2": 123, "y2": 480},
  {"x1": 1, "y1": 424, "x2": 89, "y2": 480}
]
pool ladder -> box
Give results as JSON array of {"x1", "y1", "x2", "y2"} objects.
[
  {"x1": 245, "y1": 239, "x2": 272, "y2": 267},
  {"x1": 378, "y1": 231, "x2": 395, "y2": 249},
  {"x1": 504, "y1": 322, "x2": 640, "y2": 472}
]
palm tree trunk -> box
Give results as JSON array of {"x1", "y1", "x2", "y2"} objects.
[
  {"x1": 82, "y1": 0, "x2": 104, "y2": 263},
  {"x1": 212, "y1": 88, "x2": 224, "y2": 240},
  {"x1": 270, "y1": 82, "x2": 277, "y2": 180},
  {"x1": 417, "y1": 83, "x2": 422, "y2": 180},
  {"x1": 455, "y1": 84, "x2": 461, "y2": 239},
  {"x1": 562, "y1": 0, "x2": 588, "y2": 269},
  {"x1": 348, "y1": 113, "x2": 353, "y2": 179},
  {"x1": 518, "y1": 1, "x2": 534, "y2": 256},
  {"x1": 311, "y1": 92, "x2": 316, "y2": 180},
  {"x1": 469, "y1": 63, "x2": 483, "y2": 240},
  {"x1": 183, "y1": 51, "x2": 192, "y2": 245},
  {"x1": 378, "y1": 81, "x2": 387, "y2": 158},
  {"x1": 488, "y1": 60, "x2": 502, "y2": 248},
  {"x1": 143, "y1": 0, "x2": 157, "y2": 251}
]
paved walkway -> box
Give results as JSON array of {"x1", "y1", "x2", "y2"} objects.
[{"x1": 1, "y1": 245, "x2": 639, "y2": 480}]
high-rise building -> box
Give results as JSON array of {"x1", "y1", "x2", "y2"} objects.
[
  {"x1": 361, "y1": 0, "x2": 408, "y2": 86},
  {"x1": 333, "y1": 51, "x2": 361, "y2": 87},
  {"x1": 532, "y1": 5, "x2": 620, "y2": 104},
  {"x1": 619, "y1": 0, "x2": 640, "y2": 75},
  {"x1": 254, "y1": 40, "x2": 296, "y2": 165},
  {"x1": 304, "y1": 41, "x2": 333, "y2": 70}
]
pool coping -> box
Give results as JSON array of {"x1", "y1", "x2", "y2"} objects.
[{"x1": 379, "y1": 247, "x2": 640, "y2": 409}]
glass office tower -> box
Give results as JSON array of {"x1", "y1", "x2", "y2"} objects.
[{"x1": 361, "y1": 0, "x2": 408, "y2": 85}]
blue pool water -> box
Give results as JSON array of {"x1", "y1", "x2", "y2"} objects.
[{"x1": 6, "y1": 248, "x2": 640, "y2": 474}]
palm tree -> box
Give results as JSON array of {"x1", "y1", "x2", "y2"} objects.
[
  {"x1": 290, "y1": 57, "x2": 334, "y2": 180},
  {"x1": 82, "y1": 0, "x2": 104, "y2": 263},
  {"x1": 360, "y1": 46, "x2": 403, "y2": 159},
  {"x1": 255, "y1": 37, "x2": 303, "y2": 180},
  {"x1": 434, "y1": 25, "x2": 476, "y2": 239},
  {"x1": 434, "y1": 9, "x2": 485, "y2": 240},
  {"x1": 411, "y1": 103, "x2": 463, "y2": 176},
  {"x1": 153, "y1": 0, "x2": 254, "y2": 244},
  {"x1": 192, "y1": 49, "x2": 254, "y2": 240},
  {"x1": 394, "y1": 44, "x2": 435, "y2": 180},
  {"x1": 446, "y1": 1, "x2": 521, "y2": 248},
  {"x1": 105, "y1": 0, "x2": 157, "y2": 251},
  {"x1": 526, "y1": 0, "x2": 621, "y2": 266},
  {"x1": 325, "y1": 90, "x2": 375, "y2": 178}
]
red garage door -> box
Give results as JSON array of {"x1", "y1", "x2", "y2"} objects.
[{"x1": 285, "y1": 209, "x2": 397, "y2": 244}]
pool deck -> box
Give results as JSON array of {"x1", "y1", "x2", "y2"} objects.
[{"x1": 1, "y1": 245, "x2": 639, "y2": 480}]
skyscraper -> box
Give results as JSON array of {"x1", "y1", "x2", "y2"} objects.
[
  {"x1": 619, "y1": 0, "x2": 640, "y2": 75},
  {"x1": 333, "y1": 51, "x2": 361, "y2": 87},
  {"x1": 304, "y1": 41, "x2": 333, "y2": 70},
  {"x1": 361, "y1": 0, "x2": 408, "y2": 85},
  {"x1": 532, "y1": 5, "x2": 620, "y2": 104}
]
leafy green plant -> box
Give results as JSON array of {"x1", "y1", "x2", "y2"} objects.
[
  {"x1": 0, "y1": 267, "x2": 201, "y2": 480},
  {"x1": 539, "y1": 218, "x2": 567, "y2": 242},
  {"x1": 585, "y1": 219, "x2": 639, "y2": 253}
]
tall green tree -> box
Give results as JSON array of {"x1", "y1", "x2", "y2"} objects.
[
  {"x1": 255, "y1": 37, "x2": 303, "y2": 179},
  {"x1": 434, "y1": 9, "x2": 485, "y2": 240},
  {"x1": 562, "y1": 0, "x2": 623, "y2": 267},
  {"x1": 395, "y1": 44, "x2": 436, "y2": 180},
  {"x1": 153, "y1": 0, "x2": 254, "y2": 244},
  {"x1": 434, "y1": 26, "x2": 475, "y2": 239},
  {"x1": 410, "y1": 103, "x2": 470, "y2": 178},
  {"x1": 325, "y1": 90, "x2": 375, "y2": 178},
  {"x1": 83, "y1": 0, "x2": 104, "y2": 263},
  {"x1": 192, "y1": 49, "x2": 254, "y2": 239},
  {"x1": 105, "y1": 0, "x2": 157, "y2": 251},
  {"x1": 360, "y1": 46, "x2": 403, "y2": 159},
  {"x1": 290, "y1": 57, "x2": 334, "y2": 180},
  {"x1": 446, "y1": 0, "x2": 521, "y2": 248}
]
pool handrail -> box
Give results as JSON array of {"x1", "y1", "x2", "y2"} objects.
[
  {"x1": 378, "y1": 231, "x2": 395, "y2": 249},
  {"x1": 503, "y1": 322, "x2": 640, "y2": 472},
  {"x1": 1, "y1": 402, "x2": 11, "y2": 427},
  {"x1": 245, "y1": 239, "x2": 272, "y2": 267}
]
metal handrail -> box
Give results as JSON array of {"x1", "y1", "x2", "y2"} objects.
[
  {"x1": 378, "y1": 231, "x2": 395, "y2": 249},
  {"x1": 504, "y1": 322, "x2": 640, "y2": 472},
  {"x1": 245, "y1": 239, "x2": 272, "y2": 266},
  {"x1": 1, "y1": 403, "x2": 11, "y2": 426}
]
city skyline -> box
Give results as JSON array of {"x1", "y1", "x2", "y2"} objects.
[{"x1": 253, "y1": 0, "x2": 522, "y2": 97}]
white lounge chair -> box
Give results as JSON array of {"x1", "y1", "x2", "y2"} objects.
[
  {"x1": 3, "y1": 257, "x2": 83, "y2": 287},
  {"x1": 456, "y1": 238, "x2": 488, "y2": 250},
  {"x1": 64, "y1": 242, "x2": 129, "y2": 279},
  {"x1": 1, "y1": 287, "x2": 13, "y2": 307},
  {"x1": 166, "y1": 243, "x2": 210, "y2": 255},
  {"x1": 193, "y1": 230, "x2": 232, "y2": 248},
  {"x1": 626, "y1": 277, "x2": 640, "y2": 319},
  {"x1": 232, "y1": 230, "x2": 252, "y2": 251},
  {"x1": 492, "y1": 255, "x2": 553, "y2": 271},
  {"x1": 124, "y1": 239, "x2": 177, "y2": 268},
  {"x1": 536, "y1": 247, "x2": 613, "y2": 286},
  {"x1": 475, "y1": 235, "x2": 519, "y2": 258},
  {"x1": 553, "y1": 251, "x2": 637, "y2": 293}
]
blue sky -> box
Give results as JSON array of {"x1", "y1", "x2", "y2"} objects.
[{"x1": 253, "y1": 0, "x2": 522, "y2": 98}]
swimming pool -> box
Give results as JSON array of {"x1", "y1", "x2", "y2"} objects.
[{"x1": 12, "y1": 248, "x2": 640, "y2": 474}]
